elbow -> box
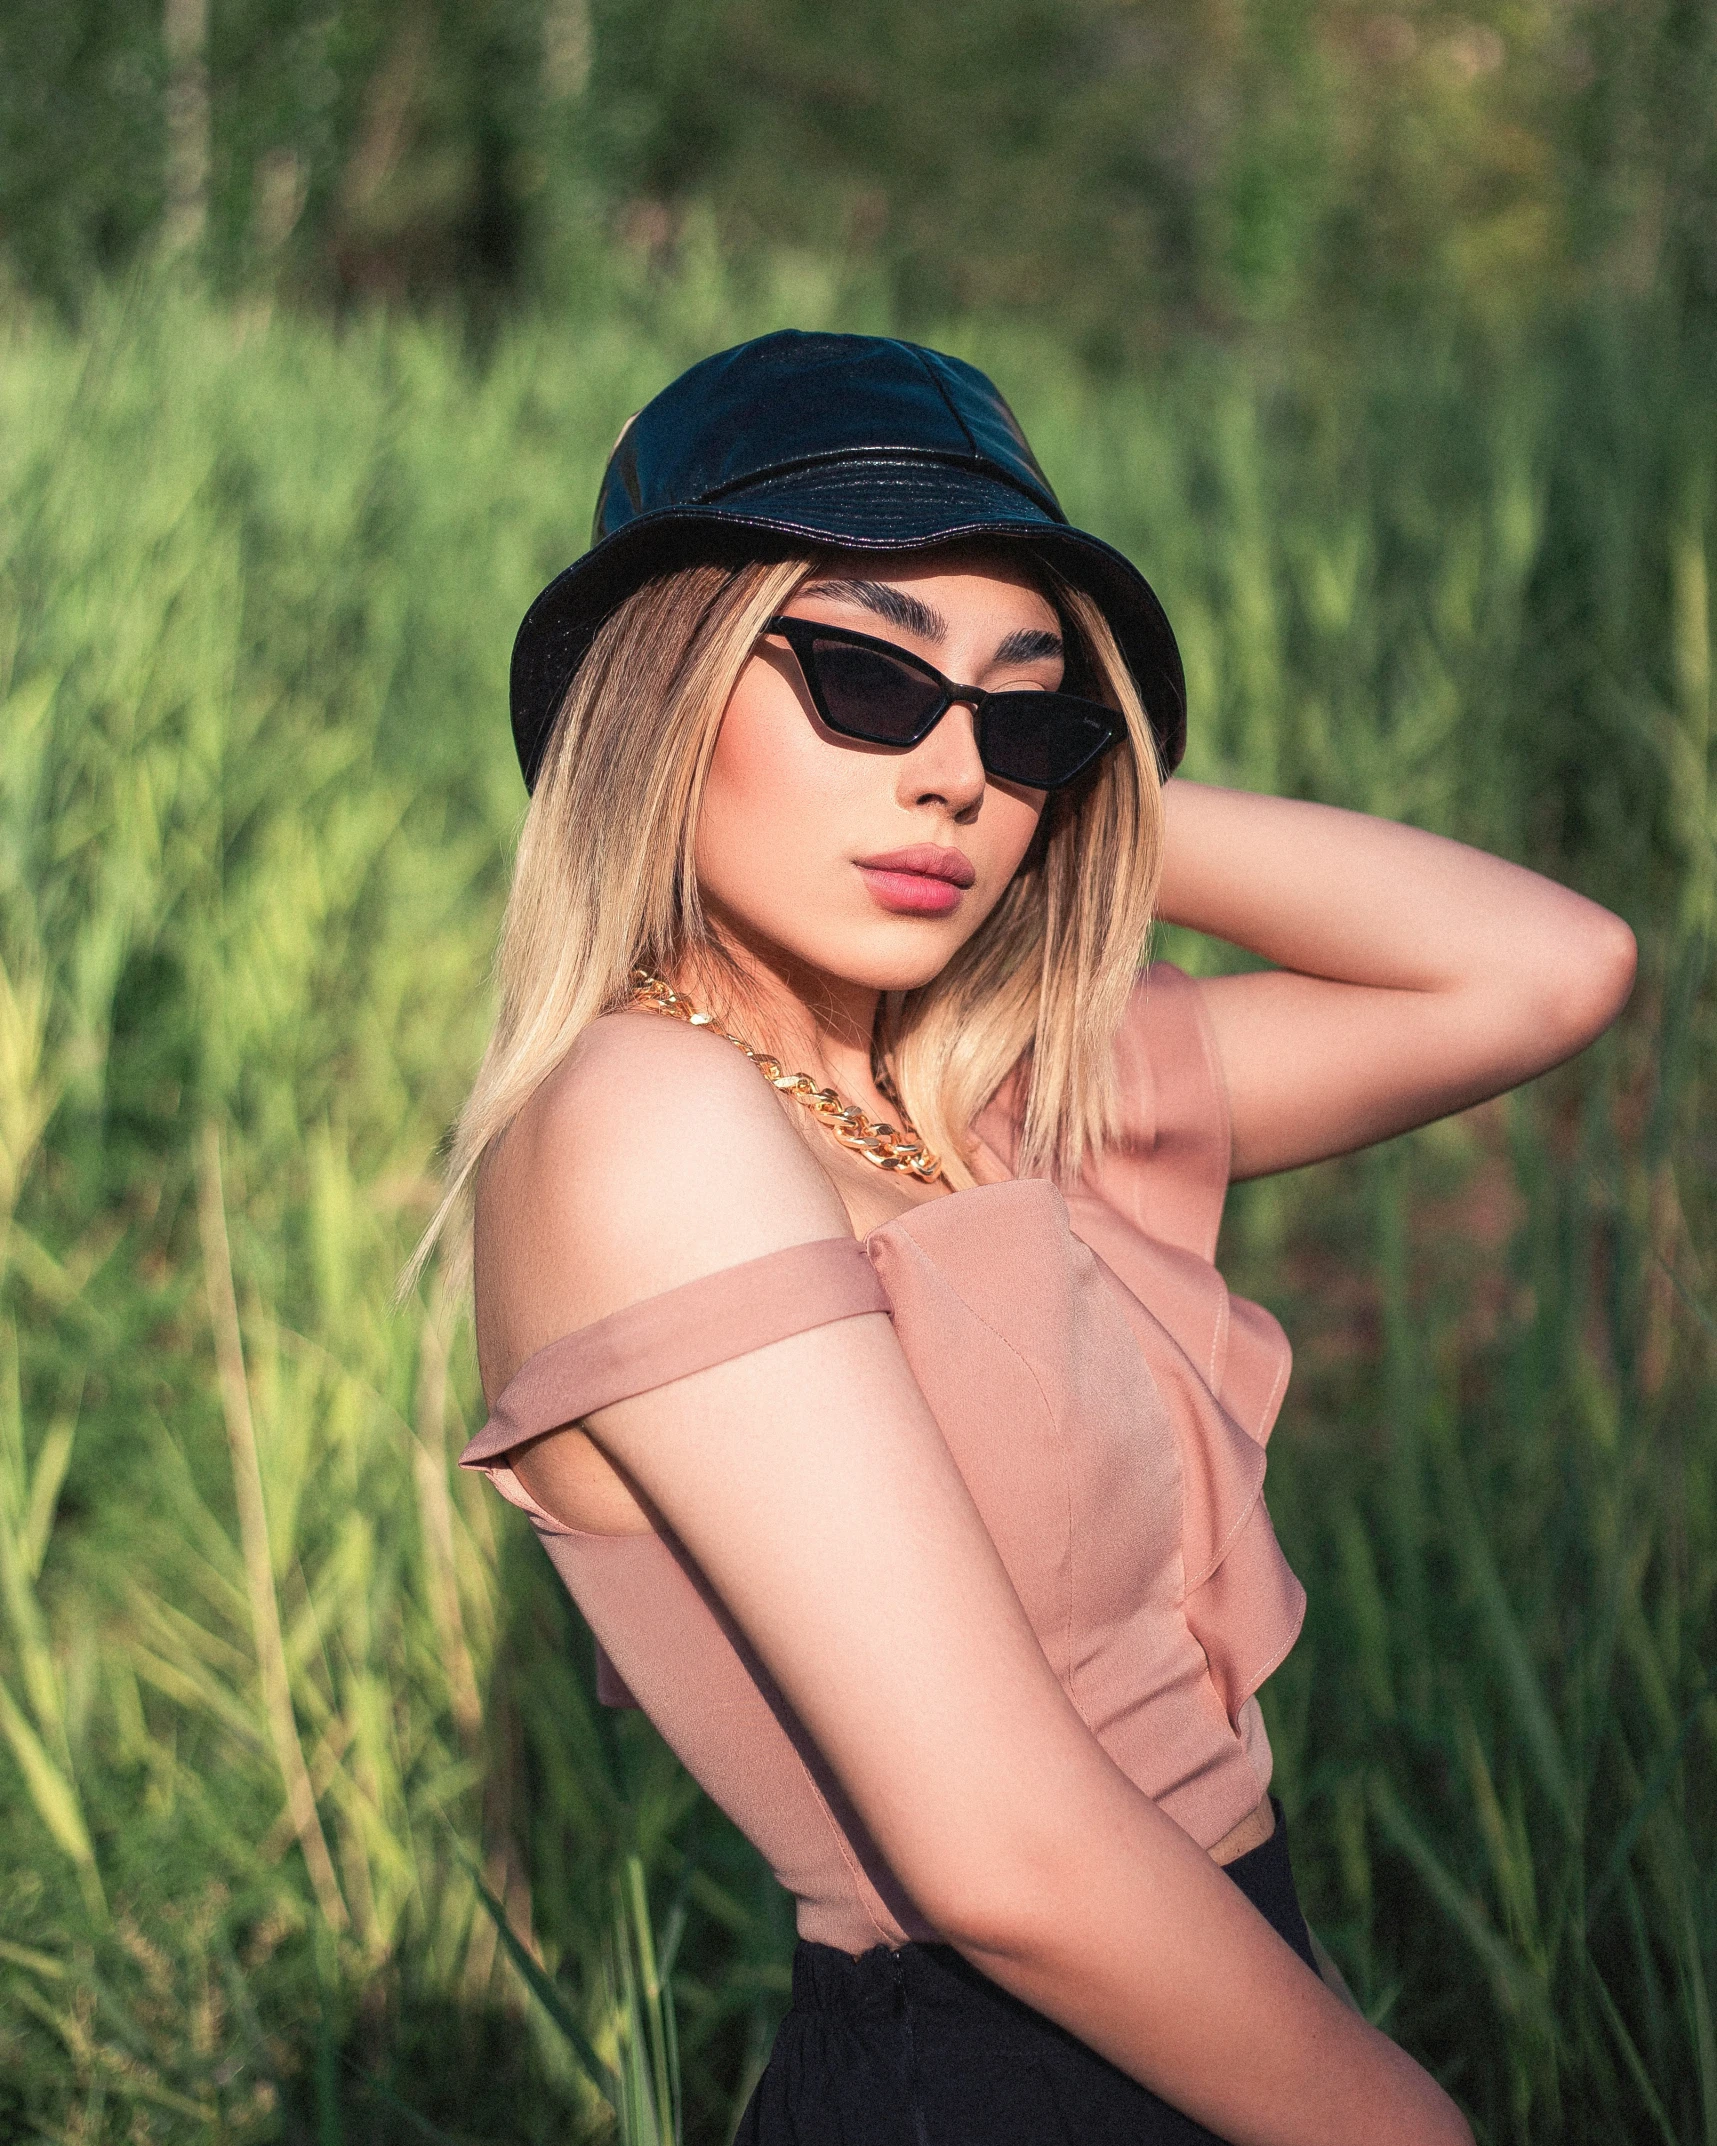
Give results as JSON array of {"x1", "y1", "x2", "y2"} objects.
[
  {"x1": 898, "y1": 1821, "x2": 1070, "y2": 1962},
  {"x1": 903, "y1": 1802, "x2": 1157, "y2": 1970},
  {"x1": 907, "y1": 1854, "x2": 1047, "y2": 1960},
  {"x1": 1550, "y1": 906, "x2": 1637, "y2": 1052},
  {"x1": 1504, "y1": 903, "x2": 1637, "y2": 1070},
  {"x1": 1596, "y1": 910, "x2": 1639, "y2": 1023}
]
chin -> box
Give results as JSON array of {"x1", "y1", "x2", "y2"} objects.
[
  {"x1": 817, "y1": 934, "x2": 966, "y2": 995},
  {"x1": 748, "y1": 902, "x2": 983, "y2": 997}
]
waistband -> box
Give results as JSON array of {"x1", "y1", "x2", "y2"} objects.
[{"x1": 791, "y1": 1796, "x2": 1315, "y2": 2017}]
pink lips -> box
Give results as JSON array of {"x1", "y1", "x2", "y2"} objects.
[{"x1": 854, "y1": 844, "x2": 976, "y2": 917}]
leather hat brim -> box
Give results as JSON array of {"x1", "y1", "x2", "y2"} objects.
[{"x1": 510, "y1": 459, "x2": 1186, "y2": 788}]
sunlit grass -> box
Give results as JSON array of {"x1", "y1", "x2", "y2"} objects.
[{"x1": 0, "y1": 270, "x2": 1710, "y2": 2142}]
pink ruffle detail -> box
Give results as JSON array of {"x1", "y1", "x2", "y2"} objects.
[
  {"x1": 1078, "y1": 1227, "x2": 1305, "y2": 1727},
  {"x1": 1183, "y1": 1496, "x2": 1306, "y2": 1724},
  {"x1": 974, "y1": 962, "x2": 1306, "y2": 1738}
]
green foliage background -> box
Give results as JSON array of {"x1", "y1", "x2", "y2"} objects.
[
  {"x1": 0, "y1": 5, "x2": 1714, "y2": 2143},
  {"x1": 4, "y1": 0, "x2": 1717, "y2": 349}
]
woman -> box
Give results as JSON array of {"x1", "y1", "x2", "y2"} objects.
[{"x1": 437, "y1": 332, "x2": 1634, "y2": 2143}]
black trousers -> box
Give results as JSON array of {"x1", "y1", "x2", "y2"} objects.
[{"x1": 735, "y1": 1802, "x2": 1319, "y2": 2146}]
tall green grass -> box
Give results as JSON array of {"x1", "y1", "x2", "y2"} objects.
[{"x1": 0, "y1": 270, "x2": 1710, "y2": 2143}]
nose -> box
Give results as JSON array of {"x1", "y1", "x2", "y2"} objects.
[{"x1": 898, "y1": 698, "x2": 987, "y2": 819}]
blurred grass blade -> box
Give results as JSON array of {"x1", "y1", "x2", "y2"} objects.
[
  {"x1": 609, "y1": 1853, "x2": 682, "y2": 2146},
  {"x1": 348, "y1": 2064, "x2": 471, "y2": 2145},
  {"x1": 1587, "y1": 1963, "x2": 1683, "y2": 2146},
  {"x1": 20, "y1": 1408, "x2": 76, "y2": 1581},
  {"x1": 1685, "y1": 1895, "x2": 1717, "y2": 2146},
  {"x1": 0, "y1": 1324, "x2": 101, "y2": 1915},
  {"x1": 1368, "y1": 1772, "x2": 1550, "y2": 2032},
  {"x1": 1590, "y1": 1674, "x2": 1712, "y2": 1918},
  {"x1": 461, "y1": 1847, "x2": 620, "y2": 2108},
  {"x1": 196, "y1": 1118, "x2": 349, "y2": 1935},
  {"x1": 0, "y1": 954, "x2": 60, "y2": 1271},
  {"x1": 1656, "y1": 1252, "x2": 1717, "y2": 1345},
  {"x1": 1430, "y1": 1419, "x2": 1576, "y2": 1835},
  {"x1": 0, "y1": 1677, "x2": 103, "y2": 1914}
]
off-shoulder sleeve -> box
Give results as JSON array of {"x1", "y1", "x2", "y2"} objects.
[
  {"x1": 1078, "y1": 961, "x2": 1232, "y2": 1263},
  {"x1": 463, "y1": 1235, "x2": 889, "y2": 1708},
  {"x1": 461, "y1": 1235, "x2": 889, "y2": 1475}
]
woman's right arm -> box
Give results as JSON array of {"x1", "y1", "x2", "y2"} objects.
[{"x1": 483, "y1": 1013, "x2": 1472, "y2": 2146}]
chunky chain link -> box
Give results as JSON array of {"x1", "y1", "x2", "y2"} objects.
[{"x1": 629, "y1": 969, "x2": 945, "y2": 1184}]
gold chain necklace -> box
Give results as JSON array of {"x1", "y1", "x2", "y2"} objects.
[{"x1": 629, "y1": 969, "x2": 945, "y2": 1184}]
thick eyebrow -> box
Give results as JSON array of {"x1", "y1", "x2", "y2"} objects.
[
  {"x1": 797, "y1": 578, "x2": 947, "y2": 642},
  {"x1": 993, "y1": 626, "x2": 1065, "y2": 665},
  {"x1": 798, "y1": 580, "x2": 1064, "y2": 666}
]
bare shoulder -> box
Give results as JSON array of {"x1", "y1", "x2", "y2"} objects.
[{"x1": 474, "y1": 1010, "x2": 853, "y2": 1388}]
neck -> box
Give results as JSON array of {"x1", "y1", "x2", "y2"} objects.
[{"x1": 677, "y1": 912, "x2": 888, "y2": 1113}]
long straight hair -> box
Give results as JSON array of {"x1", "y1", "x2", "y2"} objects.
[{"x1": 407, "y1": 549, "x2": 1164, "y2": 1286}]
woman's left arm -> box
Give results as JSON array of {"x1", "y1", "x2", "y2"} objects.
[{"x1": 1157, "y1": 780, "x2": 1638, "y2": 1181}]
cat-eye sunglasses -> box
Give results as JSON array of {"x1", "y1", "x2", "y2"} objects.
[{"x1": 764, "y1": 614, "x2": 1126, "y2": 792}]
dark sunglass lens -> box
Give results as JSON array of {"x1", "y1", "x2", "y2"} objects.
[
  {"x1": 809, "y1": 638, "x2": 942, "y2": 744},
  {"x1": 979, "y1": 694, "x2": 1119, "y2": 789}
]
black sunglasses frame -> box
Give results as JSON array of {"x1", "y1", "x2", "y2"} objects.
[{"x1": 764, "y1": 614, "x2": 1126, "y2": 793}]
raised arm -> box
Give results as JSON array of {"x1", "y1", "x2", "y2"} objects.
[
  {"x1": 1156, "y1": 781, "x2": 1637, "y2": 1180},
  {"x1": 479, "y1": 1012, "x2": 1471, "y2": 2146}
]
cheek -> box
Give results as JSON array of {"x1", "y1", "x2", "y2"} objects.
[
  {"x1": 704, "y1": 690, "x2": 797, "y2": 823},
  {"x1": 984, "y1": 788, "x2": 1046, "y2": 878},
  {"x1": 696, "y1": 672, "x2": 844, "y2": 911}
]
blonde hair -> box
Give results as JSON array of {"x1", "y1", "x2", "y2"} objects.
[{"x1": 408, "y1": 548, "x2": 1165, "y2": 1285}]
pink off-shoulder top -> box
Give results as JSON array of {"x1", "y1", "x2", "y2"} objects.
[{"x1": 460, "y1": 963, "x2": 1306, "y2": 1954}]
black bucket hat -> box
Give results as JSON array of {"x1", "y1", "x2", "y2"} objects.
[{"x1": 510, "y1": 330, "x2": 1186, "y2": 790}]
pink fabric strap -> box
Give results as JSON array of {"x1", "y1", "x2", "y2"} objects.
[{"x1": 460, "y1": 1235, "x2": 888, "y2": 1467}]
